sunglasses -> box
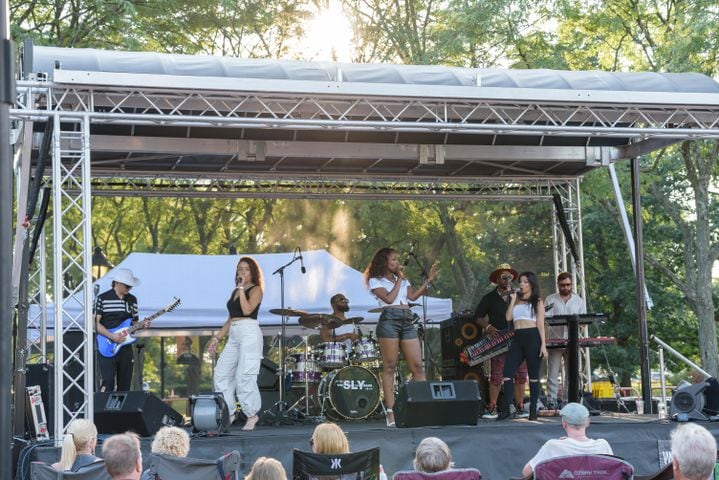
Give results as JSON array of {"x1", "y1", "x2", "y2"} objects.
[
  {"x1": 558, "y1": 282, "x2": 572, "y2": 287},
  {"x1": 500, "y1": 274, "x2": 513, "y2": 281}
]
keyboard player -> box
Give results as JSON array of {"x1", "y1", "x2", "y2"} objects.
[{"x1": 544, "y1": 272, "x2": 586, "y2": 409}]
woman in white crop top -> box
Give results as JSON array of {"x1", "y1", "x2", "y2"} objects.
[
  {"x1": 498, "y1": 271, "x2": 547, "y2": 421},
  {"x1": 364, "y1": 247, "x2": 439, "y2": 427}
]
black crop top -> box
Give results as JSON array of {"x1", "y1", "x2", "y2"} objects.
[{"x1": 226, "y1": 286, "x2": 260, "y2": 319}]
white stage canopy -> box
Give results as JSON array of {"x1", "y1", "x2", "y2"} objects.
[{"x1": 36, "y1": 250, "x2": 453, "y2": 337}]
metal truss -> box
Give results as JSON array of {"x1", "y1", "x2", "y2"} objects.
[
  {"x1": 12, "y1": 79, "x2": 719, "y2": 139},
  {"x1": 51, "y1": 114, "x2": 94, "y2": 435},
  {"x1": 26, "y1": 233, "x2": 48, "y2": 363},
  {"x1": 84, "y1": 175, "x2": 574, "y2": 200}
]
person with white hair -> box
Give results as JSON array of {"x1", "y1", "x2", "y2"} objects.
[
  {"x1": 413, "y1": 437, "x2": 453, "y2": 473},
  {"x1": 522, "y1": 403, "x2": 613, "y2": 477},
  {"x1": 102, "y1": 432, "x2": 143, "y2": 480},
  {"x1": 671, "y1": 423, "x2": 717, "y2": 480},
  {"x1": 94, "y1": 268, "x2": 148, "y2": 392},
  {"x1": 51, "y1": 419, "x2": 100, "y2": 471}
]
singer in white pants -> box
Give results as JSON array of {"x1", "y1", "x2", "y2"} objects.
[
  {"x1": 214, "y1": 320, "x2": 262, "y2": 420},
  {"x1": 208, "y1": 256, "x2": 264, "y2": 431}
]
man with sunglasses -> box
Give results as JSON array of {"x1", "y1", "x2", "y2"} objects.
[
  {"x1": 543, "y1": 272, "x2": 586, "y2": 409},
  {"x1": 319, "y1": 294, "x2": 360, "y2": 346},
  {"x1": 474, "y1": 263, "x2": 528, "y2": 419},
  {"x1": 94, "y1": 268, "x2": 147, "y2": 392}
]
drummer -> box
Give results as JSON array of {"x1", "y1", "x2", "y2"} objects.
[{"x1": 319, "y1": 294, "x2": 360, "y2": 348}]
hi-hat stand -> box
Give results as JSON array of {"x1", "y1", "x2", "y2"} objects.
[{"x1": 261, "y1": 250, "x2": 304, "y2": 425}]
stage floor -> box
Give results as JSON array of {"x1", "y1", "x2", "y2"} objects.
[{"x1": 29, "y1": 412, "x2": 719, "y2": 479}]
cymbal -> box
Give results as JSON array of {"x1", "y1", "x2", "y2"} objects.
[
  {"x1": 368, "y1": 303, "x2": 419, "y2": 313},
  {"x1": 298, "y1": 313, "x2": 337, "y2": 329},
  {"x1": 269, "y1": 308, "x2": 308, "y2": 317},
  {"x1": 344, "y1": 316, "x2": 364, "y2": 324}
]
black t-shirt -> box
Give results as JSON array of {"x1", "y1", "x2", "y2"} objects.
[
  {"x1": 474, "y1": 288, "x2": 510, "y2": 331},
  {"x1": 93, "y1": 289, "x2": 139, "y2": 330}
]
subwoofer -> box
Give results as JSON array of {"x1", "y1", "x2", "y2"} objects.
[
  {"x1": 94, "y1": 391, "x2": 183, "y2": 437},
  {"x1": 394, "y1": 380, "x2": 480, "y2": 428}
]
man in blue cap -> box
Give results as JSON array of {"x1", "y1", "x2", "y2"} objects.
[{"x1": 521, "y1": 402, "x2": 613, "y2": 477}]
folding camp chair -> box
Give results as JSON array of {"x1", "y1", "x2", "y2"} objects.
[
  {"x1": 31, "y1": 461, "x2": 111, "y2": 480},
  {"x1": 392, "y1": 468, "x2": 482, "y2": 480},
  {"x1": 292, "y1": 447, "x2": 380, "y2": 480},
  {"x1": 533, "y1": 454, "x2": 634, "y2": 480},
  {"x1": 145, "y1": 451, "x2": 241, "y2": 480}
]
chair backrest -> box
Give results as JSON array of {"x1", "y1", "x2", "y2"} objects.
[
  {"x1": 61, "y1": 461, "x2": 112, "y2": 480},
  {"x1": 392, "y1": 468, "x2": 482, "y2": 480},
  {"x1": 31, "y1": 461, "x2": 112, "y2": 480},
  {"x1": 534, "y1": 455, "x2": 633, "y2": 480},
  {"x1": 31, "y1": 462, "x2": 62, "y2": 480},
  {"x1": 147, "y1": 451, "x2": 241, "y2": 480},
  {"x1": 292, "y1": 447, "x2": 380, "y2": 480}
]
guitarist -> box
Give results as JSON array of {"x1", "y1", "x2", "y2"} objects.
[{"x1": 94, "y1": 268, "x2": 148, "y2": 392}]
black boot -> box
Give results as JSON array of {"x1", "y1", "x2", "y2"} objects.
[
  {"x1": 497, "y1": 379, "x2": 514, "y2": 420},
  {"x1": 529, "y1": 380, "x2": 540, "y2": 421}
]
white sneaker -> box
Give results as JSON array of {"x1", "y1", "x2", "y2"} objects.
[{"x1": 482, "y1": 408, "x2": 498, "y2": 419}]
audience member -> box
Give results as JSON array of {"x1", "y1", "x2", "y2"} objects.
[
  {"x1": 245, "y1": 456, "x2": 287, "y2": 480},
  {"x1": 413, "y1": 437, "x2": 453, "y2": 473},
  {"x1": 102, "y1": 432, "x2": 143, "y2": 480},
  {"x1": 52, "y1": 419, "x2": 100, "y2": 471},
  {"x1": 150, "y1": 426, "x2": 190, "y2": 458},
  {"x1": 671, "y1": 423, "x2": 717, "y2": 480},
  {"x1": 522, "y1": 403, "x2": 612, "y2": 477},
  {"x1": 310, "y1": 422, "x2": 350, "y2": 455}
]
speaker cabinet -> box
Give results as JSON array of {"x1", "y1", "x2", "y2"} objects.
[
  {"x1": 394, "y1": 380, "x2": 480, "y2": 428},
  {"x1": 26, "y1": 363, "x2": 54, "y2": 437},
  {"x1": 440, "y1": 312, "x2": 481, "y2": 378},
  {"x1": 670, "y1": 381, "x2": 709, "y2": 421},
  {"x1": 95, "y1": 391, "x2": 184, "y2": 437},
  {"x1": 258, "y1": 358, "x2": 279, "y2": 391}
]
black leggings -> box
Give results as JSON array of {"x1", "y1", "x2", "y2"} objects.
[{"x1": 502, "y1": 328, "x2": 541, "y2": 411}]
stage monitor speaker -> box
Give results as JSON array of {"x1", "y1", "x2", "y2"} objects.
[
  {"x1": 95, "y1": 391, "x2": 184, "y2": 437},
  {"x1": 670, "y1": 381, "x2": 709, "y2": 421},
  {"x1": 394, "y1": 380, "x2": 480, "y2": 428}
]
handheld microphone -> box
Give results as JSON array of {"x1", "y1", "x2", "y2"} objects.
[
  {"x1": 403, "y1": 241, "x2": 415, "y2": 267},
  {"x1": 297, "y1": 247, "x2": 306, "y2": 274}
]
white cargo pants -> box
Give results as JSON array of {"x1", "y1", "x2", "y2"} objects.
[{"x1": 214, "y1": 319, "x2": 263, "y2": 417}]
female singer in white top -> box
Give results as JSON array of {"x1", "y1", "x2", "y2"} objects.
[{"x1": 364, "y1": 247, "x2": 438, "y2": 427}]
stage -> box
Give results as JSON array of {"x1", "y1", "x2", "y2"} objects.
[{"x1": 27, "y1": 413, "x2": 719, "y2": 479}]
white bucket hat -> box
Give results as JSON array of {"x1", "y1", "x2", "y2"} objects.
[{"x1": 112, "y1": 268, "x2": 141, "y2": 287}]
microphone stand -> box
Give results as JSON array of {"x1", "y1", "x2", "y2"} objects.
[
  {"x1": 407, "y1": 252, "x2": 437, "y2": 379},
  {"x1": 262, "y1": 253, "x2": 302, "y2": 425}
]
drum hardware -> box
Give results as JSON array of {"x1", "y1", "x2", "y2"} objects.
[
  {"x1": 286, "y1": 336, "x2": 323, "y2": 421},
  {"x1": 260, "y1": 251, "x2": 307, "y2": 425}
]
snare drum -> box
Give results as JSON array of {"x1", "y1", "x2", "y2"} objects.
[
  {"x1": 318, "y1": 365, "x2": 381, "y2": 420},
  {"x1": 351, "y1": 337, "x2": 379, "y2": 363},
  {"x1": 315, "y1": 342, "x2": 348, "y2": 368},
  {"x1": 288, "y1": 353, "x2": 321, "y2": 387}
]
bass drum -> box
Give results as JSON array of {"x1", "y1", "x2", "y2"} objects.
[{"x1": 319, "y1": 366, "x2": 381, "y2": 420}]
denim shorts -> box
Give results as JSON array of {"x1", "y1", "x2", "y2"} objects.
[{"x1": 376, "y1": 308, "x2": 419, "y2": 340}]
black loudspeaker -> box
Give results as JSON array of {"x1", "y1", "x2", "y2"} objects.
[
  {"x1": 440, "y1": 312, "x2": 481, "y2": 378},
  {"x1": 670, "y1": 381, "x2": 710, "y2": 421},
  {"x1": 394, "y1": 380, "x2": 480, "y2": 428},
  {"x1": 26, "y1": 363, "x2": 54, "y2": 437},
  {"x1": 94, "y1": 391, "x2": 184, "y2": 437}
]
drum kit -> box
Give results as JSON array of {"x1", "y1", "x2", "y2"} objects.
[{"x1": 268, "y1": 308, "x2": 383, "y2": 421}]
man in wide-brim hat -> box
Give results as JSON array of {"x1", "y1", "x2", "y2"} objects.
[
  {"x1": 94, "y1": 268, "x2": 147, "y2": 392},
  {"x1": 473, "y1": 263, "x2": 528, "y2": 419}
]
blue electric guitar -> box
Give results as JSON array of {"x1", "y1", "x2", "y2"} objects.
[{"x1": 97, "y1": 298, "x2": 181, "y2": 358}]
